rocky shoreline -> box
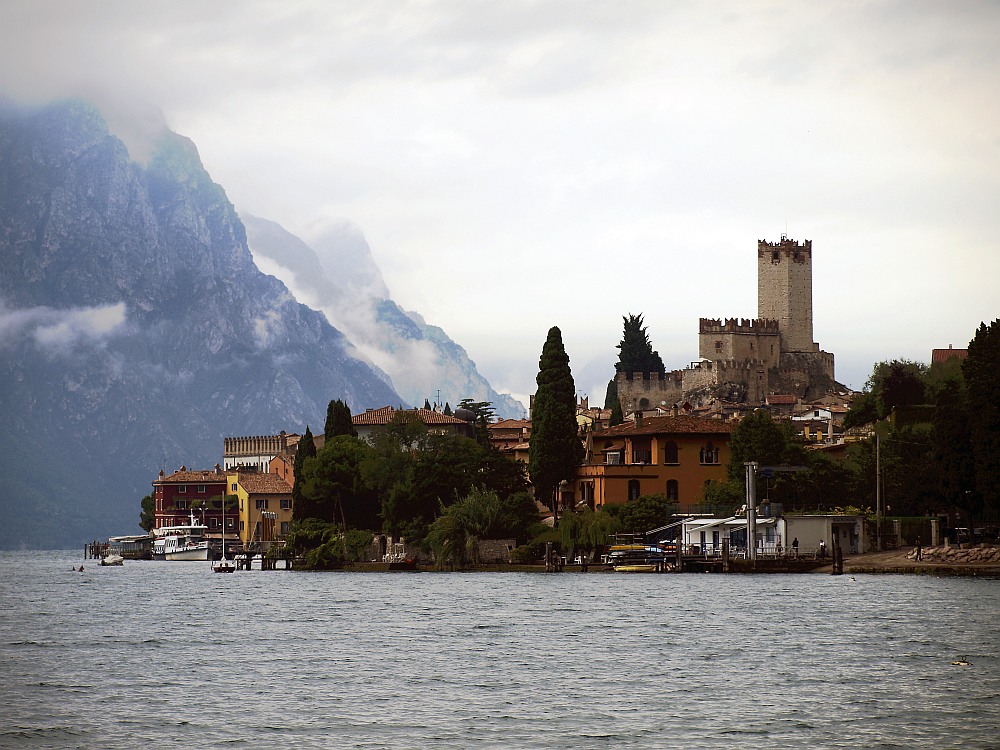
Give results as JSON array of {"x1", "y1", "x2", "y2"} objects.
[{"x1": 838, "y1": 546, "x2": 1000, "y2": 577}]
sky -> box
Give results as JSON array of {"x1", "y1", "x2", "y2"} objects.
[{"x1": 2, "y1": 1, "x2": 998, "y2": 410}]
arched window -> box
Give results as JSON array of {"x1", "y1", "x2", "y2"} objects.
[
  {"x1": 666, "y1": 479, "x2": 679, "y2": 502},
  {"x1": 628, "y1": 480, "x2": 641, "y2": 501},
  {"x1": 639, "y1": 398, "x2": 650, "y2": 409},
  {"x1": 663, "y1": 441, "x2": 678, "y2": 464},
  {"x1": 701, "y1": 442, "x2": 720, "y2": 465}
]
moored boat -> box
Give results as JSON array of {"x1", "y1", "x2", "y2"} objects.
[
  {"x1": 152, "y1": 513, "x2": 210, "y2": 561},
  {"x1": 605, "y1": 544, "x2": 669, "y2": 572},
  {"x1": 101, "y1": 554, "x2": 125, "y2": 566}
]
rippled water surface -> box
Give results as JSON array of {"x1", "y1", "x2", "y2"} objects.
[{"x1": 1, "y1": 551, "x2": 999, "y2": 749}]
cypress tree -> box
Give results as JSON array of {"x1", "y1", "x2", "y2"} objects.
[
  {"x1": 615, "y1": 313, "x2": 665, "y2": 374},
  {"x1": 605, "y1": 378, "x2": 623, "y2": 426},
  {"x1": 964, "y1": 320, "x2": 1000, "y2": 515},
  {"x1": 324, "y1": 399, "x2": 357, "y2": 439},
  {"x1": 292, "y1": 426, "x2": 318, "y2": 521},
  {"x1": 529, "y1": 326, "x2": 585, "y2": 523}
]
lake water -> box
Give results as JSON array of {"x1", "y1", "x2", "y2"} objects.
[{"x1": 1, "y1": 551, "x2": 998, "y2": 749}]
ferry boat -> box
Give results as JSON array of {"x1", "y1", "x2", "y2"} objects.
[{"x1": 152, "y1": 514, "x2": 211, "y2": 561}]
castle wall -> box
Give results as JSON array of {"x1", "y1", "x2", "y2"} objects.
[
  {"x1": 698, "y1": 317, "x2": 782, "y2": 369},
  {"x1": 758, "y1": 237, "x2": 814, "y2": 352}
]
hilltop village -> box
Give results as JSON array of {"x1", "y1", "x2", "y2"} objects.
[{"x1": 136, "y1": 237, "x2": 995, "y2": 570}]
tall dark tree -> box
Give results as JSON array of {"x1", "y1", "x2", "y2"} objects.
[
  {"x1": 324, "y1": 399, "x2": 357, "y2": 439},
  {"x1": 615, "y1": 313, "x2": 665, "y2": 374},
  {"x1": 302, "y1": 435, "x2": 374, "y2": 528},
  {"x1": 932, "y1": 379, "x2": 978, "y2": 521},
  {"x1": 605, "y1": 379, "x2": 623, "y2": 426},
  {"x1": 529, "y1": 326, "x2": 584, "y2": 523},
  {"x1": 877, "y1": 360, "x2": 927, "y2": 418},
  {"x1": 139, "y1": 493, "x2": 155, "y2": 532},
  {"x1": 458, "y1": 398, "x2": 496, "y2": 445},
  {"x1": 292, "y1": 426, "x2": 318, "y2": 521},
  {"x1": 964, "y1": 320, "x2": 1000, "y2": 515},
  {"x1": 726, "y1": 410, "x2": 788, "y2": 485}
]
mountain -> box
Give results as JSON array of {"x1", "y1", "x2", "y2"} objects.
[
  {"x1": 242, "y1": 215, "x2": 526, "y2": 419},
  {"x1": 0, "y1": 100, "x2": 403, "y2": 549}
]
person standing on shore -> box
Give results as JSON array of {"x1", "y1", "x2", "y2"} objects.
[{"x1": 915, "y1": 537, "x2": 922, "y2": 561}]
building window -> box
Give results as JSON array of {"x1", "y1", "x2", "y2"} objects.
[
  {"x1": 209, "y1": 517, "x2": 220, "y2": 528},
  {"x1": 177, "y1": 485, "x2": 187, "y2": 493},
  {"x1": 663, "y1": 441, "x2": 678, "y2": 464},
  {"x1": 715, "y1": 341, "x2": 722, "y2": 352},
  {"x1": 606, "y1": 452, "x2": 622, "y2": 465},
  {"x1": 628, "y1": 480, "x2": 640, "y2": 501},
  {"x1": 280, "y1": 521, "x2": 290, "y2": 536},
  {"x1": 197, "y1": 485, "x2": 206, "y2": 493},
  {"x1": 666, "y1": 479, "x2": 679, "y2": 502},
  {"x1": 255, "y1": 498, "x2": 269, "y2": 510},
  {"x1": 174, "y1": 499, "x2": 188, "y2": 510},
  {"x1": 700, "y1": 442, "x2": 720, "y2": 465},
  {"x1": 231, "y1": 483, "x2": 238, "y2": 492},
  {"x1": 240, "y1": 520, "x2": 245, "y2": 531},
  {"x1": 280, "y1": 498, "x2": 292, "y2": 510}
]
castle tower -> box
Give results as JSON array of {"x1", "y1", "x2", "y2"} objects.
[{"x1": 757, "y1": 236, "x2": 815, "y2": 353}]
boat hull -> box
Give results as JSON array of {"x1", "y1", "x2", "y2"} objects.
[{"x1": 152, "y1": 545, "x2": 210, "y2": 561}]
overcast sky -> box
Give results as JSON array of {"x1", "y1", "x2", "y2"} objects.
[{"x1": 2, "y1": 1, "x2": 998, "y2": 409}]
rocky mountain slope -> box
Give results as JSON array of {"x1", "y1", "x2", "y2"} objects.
[
  {"x1": 243, "y1": 215, "x2": 525, "y2": 418},
  {"x1": 0, "y1": 100, "x2": 403, "y2": 548}
]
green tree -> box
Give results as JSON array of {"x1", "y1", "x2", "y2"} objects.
[
  {"x1": 457, "y1": 398, "x2": 496, "y2": 445},
  {"x1": 529, "y1": 326, "x2": 585, "y2": 522},
  {"x1": 615, "y1": 313, "x2": 665, "y2": 374},
  {"x1": 932, "y1": 379, "x2": 978, "y2": 521},
  {"x1": 291, "y1": 426, "x2": 317, "y2": 521},
  {"x1": 617, "y1": 494, "x2": 677, "y2": 534},
  {"x1": 139, "y1": 493, "x2": 155, "y2": 532},
  {"x1": 726, "y1": 410, "x2": 788, "y2": 484},
  {"x1": 426, "y1": 487, "x2": 539, "y2": 568},
  {"x1": 302, "y1": 435, "x2": 373, "y2": 528},
  {"x1": 605, "y1": 379, "x2": 623, "y2": 426},
  {"x1": 324, "y1": 399, "x2": 357, "y2": 439},
  {"x1": 877, "y1": 360, "x2": 927, "y2": 417},
  {"x1": 964, "y1": 320, "x2": 1000, "y2": 515}
]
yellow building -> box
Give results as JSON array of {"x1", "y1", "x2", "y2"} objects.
[
  {"x1": 227, "y1": 471, "x2": 293, "y2": 548},
  {"x1": 575, "y1": 414, "x2": 734, "y2": 512}
]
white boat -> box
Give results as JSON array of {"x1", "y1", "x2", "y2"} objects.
[
  {"x1": 212, "y1": 499, "x2": 235, "y2": 573},
  {"x1": 101, "y1": 554, "x2": 125, "y2": 566},
  {"x1": 152, "y1": 513, "x2": 210, "y2": 561}
]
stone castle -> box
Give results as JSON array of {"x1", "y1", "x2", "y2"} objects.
[{"x1": 617, "y1": 236, "x2": 837, "y2": 412}]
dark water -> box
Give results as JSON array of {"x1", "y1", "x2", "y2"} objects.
[{"x1": 1, "y1": 551, "x2": 999, "y2": 749}]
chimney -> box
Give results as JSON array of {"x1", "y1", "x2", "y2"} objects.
[
  {"x1": 672, "y1": 403, "x2": 679, "y2": 418},
  {"x1": 635, "y1": 411, "x2": 644, "y2": 427}
]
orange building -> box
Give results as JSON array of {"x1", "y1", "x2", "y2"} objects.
[{"x1": 574, "y1": 414, "x2": 734, "y2": 512}]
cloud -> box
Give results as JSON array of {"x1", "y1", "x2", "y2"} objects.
[{"x1": 0, "y1": 301, "x2": 127, "y2": 352}]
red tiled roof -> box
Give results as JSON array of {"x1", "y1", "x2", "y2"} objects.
[
  {"x1": 489, "y1": 419, "x2": 531, "y2": 429},
  {"x1": 593, "y1": 415, "x2": 735, "y2": 438},
  {"x1": 932, "y1": 347, "x2": 968, "y2": 364},
  {"x1": 766, "y1": 394, "x2": 798, "y2": 405},
  {"x1": 232, "y1": 472, "x2": 291, "y2": 495},
  {"x1": 156, "y1": 468, "x2": 227, "y2": 484},
  {"x1": 352, "y1": 406, "x2": 468, "y2": 426}
]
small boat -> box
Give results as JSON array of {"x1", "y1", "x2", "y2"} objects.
[
  {"x1": 100, "y1": 554, "x2": 125, "y2": 566},
  {"x1": 384, "y1": 542, "x2": 417, "y2": 571},
  {"x1": 212, "y1": 499, "x2": 235, "y2": 573},
  {"x1": 605, "y1": 544, "x2": 669, "y2": 573},
  {"x1": 152, "y1": 513, "x2": 211, "y2": 561}
]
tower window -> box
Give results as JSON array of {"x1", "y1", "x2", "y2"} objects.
[{"x1": 772, "y1": 251, "x2": 780, "y2": 262}]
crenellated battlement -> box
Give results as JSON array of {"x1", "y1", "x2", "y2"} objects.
[
  {"x1": 758, "y1": 236, "x2": 812, "y2": 255},
  {"x1": 699, "y1": 317, "x2": 780, "y2": 335}
]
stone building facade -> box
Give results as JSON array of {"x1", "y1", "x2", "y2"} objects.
[{"x1": 616, "y1": 236, "x2": 836, "y2": 412}]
